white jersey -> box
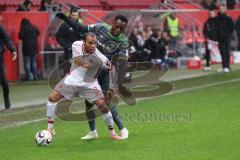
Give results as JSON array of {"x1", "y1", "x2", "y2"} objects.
[{"x1": 64, "y1": 41, "x2": 112, "y2": 86}]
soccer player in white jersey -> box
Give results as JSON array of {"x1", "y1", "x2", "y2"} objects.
[{"x1": 45, "y1": 32, "x2": 121, "y2": 140}]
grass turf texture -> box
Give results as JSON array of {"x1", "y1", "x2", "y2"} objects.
[{"x1": 1, "y1": 71, "x2": 240, "y2": 159}]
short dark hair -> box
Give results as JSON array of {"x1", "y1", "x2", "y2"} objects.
[
  {"x1": 70, "y1": 7, "x2": 79, "y2": 14},
  {"x1": 24, "y1": 0, "x2": 33, "y2": 6},
  {"x1": 83, "y1": 32, "x2": 96, "y2": 41},
  {"x1": 115, "y1": 15, "x2": 128, "y2": 24}
]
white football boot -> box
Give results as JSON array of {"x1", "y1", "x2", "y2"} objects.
[
  {"x1": 81, "y1": 130, "x2": 98, "y2": 140},
  {"x1": 119, "y1": 128, "x2": 129, "y2": 139},
  {"x1": 223, "y1": 67, "x2": 230, "y2": 73}
]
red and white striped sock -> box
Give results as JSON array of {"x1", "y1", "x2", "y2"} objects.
[{"x1": 48, "y1": 119, "x2": 54, "y2": 129}]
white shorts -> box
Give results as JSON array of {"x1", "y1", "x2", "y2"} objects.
[{"x1": 54, "y1": 78, "x2": 104, "y2": 103}]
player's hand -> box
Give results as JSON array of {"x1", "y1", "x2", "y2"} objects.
[
  {"x1": 118, "y1": 85, "x2": 132, "y2": 98},
  {"x1": 12, "y1": 51, "x2": 17, "y2": 61},
  {"x1": 106, "y1": 88, "x2": 115, "y2": 104},
  {"x1": 106, "y1": 88, "x2": 115, "y2": 99},
  {"x1": 56, "y1": 13, "x2": 66, "y2": 20}
]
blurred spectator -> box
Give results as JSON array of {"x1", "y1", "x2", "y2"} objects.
[
  {"x1": 201, "y1": 0, "x2": 217, "y2": 10},
  {"x1": 55, "y1": 7, "x2": 84, "y2": 74},
  {"x1": 129, "y1": 27, "x2": 138, "y2": 49},
  {"x1": 136, "y1": 21, "x2": 144, "y2": 32},
  {"x1": 226, "y1": 0, "x2": 236, "y2": 9},
  {"x1": 129, "y1": 27, "x2": 139, "y2": 62},
  {"x1": 145, "y1": 30, "x2": 170, "y2": 67},
  {"x1": 65, "y1": 6, "x2": 83, "y2": 24},
  {"x1": 16, "y1": 0, "x2": 32, "y2": 11},
  {"x1": 181, "y1": 25, "x2": 193, "y2": 45},
  {"x1": 158, "y1": 31, "x2": 171, "y2": 67},
  {"x1": 100, "y1": 0, "x2": 112, "y2": 10},
  {"x1": 216, "y1": 3, "x2": 234, "y2": 72},
  {"x1": 203, "y1": 10, "x2": 218, "y2": 70},
  {"x1": 135, "y1": 31, "x2": 149, "y2": 61},
  {"x1": 161, "y1": 0, "x2": 168, "y2": 4},
  {"x1": 144, "y1": 29, "x2": 162, "y2": 59},
  {"x1": 39, "y1": 0, "x2": 49, "y2": 11},
  {"x1": 0, "y1": 23, "x2": 17, "y2": 109},
  {"x1": 164, "y1": 13, "x2": 180, "y2": 48},
  {"x1": 19, "y1": 18, "x2": 39, "y2": 80},
  {"x1": 236, "y1": 16, "x2": 240, "y2": 50},
  {"x1": 164, "y1": 13, "x2": 179, "y2": 38},
  {"x1": 144, "y1": 25, "x2": 153, "y2": 39}
]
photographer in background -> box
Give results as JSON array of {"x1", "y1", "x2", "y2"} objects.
[{"x1": 55, "y1": 7, "x2": 83, "y2": 74}]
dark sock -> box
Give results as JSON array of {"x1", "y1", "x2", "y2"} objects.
[
  {"x1": 110, "y1": 106, "x2": 124, "y2": 130},
  {"x1": 85, "y1": 100, "x2": 96, "y2": 131}
]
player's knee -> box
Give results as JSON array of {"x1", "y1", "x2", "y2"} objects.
[
  {"x1": 95, "y1": 99, "x2": 105, "y2": 106},
  {"x1": 95, "y1": 99, "x2": 109, "y2": 113},
  {"x1": 48, "y1": 92, "x2": 61, "y2": 102},
  {"x1": 85, "y1": 99, "x2": 94, "y2": 109}
]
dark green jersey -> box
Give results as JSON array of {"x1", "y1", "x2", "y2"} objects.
[{"x1": 87, "y1": 23, "x2": 129, "y2": 60}]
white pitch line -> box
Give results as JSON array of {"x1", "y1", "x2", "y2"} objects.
[
  {"x1": 138, "y1": 78, "x2": 240, "y2": 101},
  {"x1": 1, "y1": 78, "x2": 240, "y2": 129},
  {"x1": 167, "y1": 78, "x2": 240, "y2": 95},
  {"x1": 0, "y1": 118, "x2": 46, "y2": 130}
]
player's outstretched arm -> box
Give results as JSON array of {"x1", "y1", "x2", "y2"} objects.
[{"x1": 56, "y1": 13, "x2": 88, "y2": 32}]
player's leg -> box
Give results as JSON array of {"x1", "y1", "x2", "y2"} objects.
[
  {"x1": 82, "y1": 71, "x2": 106, "y2": 139},
  {"x1": 100, "y1": 71, "x2": 127, "y2": 133},
  {"x1": 85, "y1": 99, "x2": 96, "y2": 131},
  {"x1": 80, "y1": 82, "x2": 121, "y2": 140},
  {"x1": 83, "y1": 101, "x2": 125, "y2": 140},
  {"x1": 110, "y1": 105, "x2": 128, "y2": 139},
  {"x1": 106, "y1": 89, "x2": 129, "y2": 139},
  {"x1": 94, "y1": 98, "x2": 121, "y2": 140},
  {"x1": 82, "y1": 71, "x2": 128, "y2": 139},
  {"x1": 47, "y1": 90, "x2": 63, "y2": 135},
  {"x1": 46, "y1": 79, "x2": 76, "y2": 135},
  {"x1": 81, "y1": 100, "x2": 98, "y2": 140}
]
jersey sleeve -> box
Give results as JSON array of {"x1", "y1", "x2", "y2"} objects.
[
  {"x1": 118, "y1": 40, "x2": 129, "y2": 60},
  {"x1": 87, "y1": 23, "x2": 107, "y2": 33},
  {"x1": 87, "y1": 23, "x2": 100, "y2": 33},
  {"x1": 72, "y1": 41, "x2": 83, "y2": 58}
]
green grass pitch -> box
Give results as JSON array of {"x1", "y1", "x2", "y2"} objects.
[{"x1": 0, "y1": 71, "x2": 240, "y2": 160}]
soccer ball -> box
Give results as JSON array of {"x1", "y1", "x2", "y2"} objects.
[{"x1": 35, "y1": 130, "x2": 53, "y2": 146}]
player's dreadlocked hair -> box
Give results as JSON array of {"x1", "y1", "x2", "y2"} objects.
[{"x1": 115, "y1": 15, "x2": 128, "y2": 24}]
